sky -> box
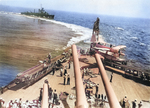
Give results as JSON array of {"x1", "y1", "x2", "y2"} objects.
[{"x1": 0, "y1": 0, "x2": 150, "y2": 19}]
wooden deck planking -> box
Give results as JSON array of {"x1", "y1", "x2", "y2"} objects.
[{"x1": 0, "y1": 54, "x2": 150, "y2": 107}]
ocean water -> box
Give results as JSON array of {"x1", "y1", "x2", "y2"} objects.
[
  {"x1": 0, "y1": 5, "x2": 150, "y2": 87},
  {"x1": 50, "y1": 10, "x2": 150, "y2": 72},
  {"x1": 0, "y1": 63, "x2": 20, "y2": 87},
  {"x1": 0, "y1": 11, "x2": 76, "y2": 87}
]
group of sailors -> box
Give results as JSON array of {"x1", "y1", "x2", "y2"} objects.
[
  {"x1": 82, "y1": 68, "x2": 91, "y2": 78},
  {"x1": 85, "y1": 82, "x2": 108, "y2": 107},
  {"x1": 120, "y1": 96, "x2": 143, "y2": 108},
  {"x1": 0, "y1": 98, "x2": 40, "y2": 108},
  {"x1": 80, "y1": 48, "x2": 90, "y2": 55},
  {"x1": 82, "y1": 66, "x2": 109, "y2": 107},
  {"x1": 39, "y1": 79, "x2": 60, "y2": 107},
  {"x1": 0, "y1": 80, "x2": 61, "y2": 108}
]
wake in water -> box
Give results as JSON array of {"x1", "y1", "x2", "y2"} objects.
[
  {"x1": 1, "y1": 10, "x2": 150, "y2": 73},
  {"x1": 115, "y1": 27, "x2": 124, "y2": 31},
  {"x1": 49, "y1": 15, "x2": 150, "y2": 73},
  {"x1": 46, "y1": 19, "x2": 93, "y2": 48},
  {"x1": 130, "y1": 37, "x2": 138, "y2": 40},
  {"x1": 22, "y1": 14, "x2": 105, "y2": 49}
]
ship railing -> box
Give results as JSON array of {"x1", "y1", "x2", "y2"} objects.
[{"x1": 104, "y1": 60, "x2": 150, "y2": 82}]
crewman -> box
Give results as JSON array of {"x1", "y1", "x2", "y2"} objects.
[
  {"x1": 110, "y1": 73, "x2": 113, "y2": 82},
  {"x1": 101, "y1": 94, "x2": 103, "y2": 100},
  {"x1": 122, "y1": 96, "x2": 128, "y2": 108},
  {"x1": 63, "y1": 75, "x2": 66, "y2": 85},
  {"x1": 53, "y1": 90, "x2": 57, "y2": 105},
  {"x1": 52, "y1": 64, "x2": 56, "y2": 75},
  {"x1": 68, "y1": 61, "x2": 71, "y2": 69},
  {"x1": 95, "y1": 84, "x2": 99, "y2": 97},
  {"x1": 48, "y1": 53, "x2": 51, "y2": 63},
  {"x1": 64, "y1": 68, "x2": 67, "y2": 75},
  {"x1": 132, "y1": 99, "x2": 137, "y2": 108},
  {"x1": 39, "y1": 88, "x2": 43, "y2": 102},
  {"x1": 67, "y1": 75, "x2": 70, "y2": 85},
  {"x1": 60, "y1": 68, "x2": 63, "y2": 77},
  {"x1": 138, "y1": 101, "x2": 142, "y2": 108}
]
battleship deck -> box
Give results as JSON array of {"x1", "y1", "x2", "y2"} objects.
[{"x1": 0, "y1": 54, "x2": 150, "y2": 107}]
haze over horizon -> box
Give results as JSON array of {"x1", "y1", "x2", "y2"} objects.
[{"x1": 0, "y1": 0, "x2": 150, "y2": 19}]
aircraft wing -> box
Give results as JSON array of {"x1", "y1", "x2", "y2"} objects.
[
  {"x1": 112, "y1": 45, "x2": 126, "y2": 50},
  {"x1": 93, "y1": 47, "x2": 110, "y2": 51}
]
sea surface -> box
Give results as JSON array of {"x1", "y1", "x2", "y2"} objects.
[{"x1": 0, "y1": 5, "x2": 150, "y2": 87}]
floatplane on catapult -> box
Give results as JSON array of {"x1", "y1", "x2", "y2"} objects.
[
  {"x1": 89, "y1": 17, "x2": 127, "y2": 65},
  {"x1": 90, "y1": 36, "x2": 127, "y2": 65},
  {"x1": 88, "y1": 18, "x2": 150, "y2": 84}
]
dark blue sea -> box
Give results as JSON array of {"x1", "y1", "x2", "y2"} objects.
[{"x1": 0, "y1": 5, "x2": 150, "y2": 87}]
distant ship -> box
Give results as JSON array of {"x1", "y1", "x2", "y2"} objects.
[{"x1": 21, "y1": 7, "x2": 54, "y2": 19}]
